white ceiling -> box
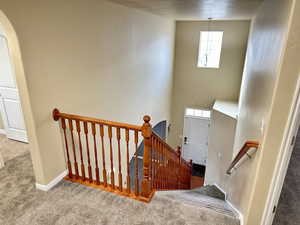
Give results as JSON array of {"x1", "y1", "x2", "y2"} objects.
[{"x1": 106, "y1": 0, "x2": 263, "y2": 20}]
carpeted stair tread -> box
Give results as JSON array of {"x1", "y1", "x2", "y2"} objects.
[
  {"x1": 156, "y1": 189, "x2": 239, "y2": 221},
  {"x1": 193, "y1": 185, "x2": 226, "y2": 200}
]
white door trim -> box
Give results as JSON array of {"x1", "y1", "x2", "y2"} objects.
[{"x1": 262, "y1": 76, "x2": 300, "y2": 225}]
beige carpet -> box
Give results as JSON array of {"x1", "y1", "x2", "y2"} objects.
[
  {"x1": 0, "y1": 134, "x2": 29, "y2": 162},
  {"x1": 0, "y1": 135, "x2": 240, "y2": 225}
]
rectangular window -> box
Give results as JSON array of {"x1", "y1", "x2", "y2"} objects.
[
  {"x1": 197, "y1": 31, "x2": 223, "y2": 68},
  {"x1": 185, "y1": 108, "x2": 211, "y2": 119}
]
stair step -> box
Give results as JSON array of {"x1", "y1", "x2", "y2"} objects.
[{"x1": 154, "y1": 188, "x2": 240, "y2": 225}]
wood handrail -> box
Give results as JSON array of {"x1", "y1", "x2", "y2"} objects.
[
  {"x1": 53, "y1": 108, "x2": 142, "y2": 131},
  {"x1": 53, "y1": 109, "x2": 192, "y2": 202},
  {"x1": 226, "y1": 141, "x2": 259, "y2": 175}
]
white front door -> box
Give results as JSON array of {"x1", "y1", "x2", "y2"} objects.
[
  {"x1": 0, "y1": 35, "x2": 27, "y2": 142},
  {"x1": 182, "y1": 116, "x2": 210, "y2": 165}
]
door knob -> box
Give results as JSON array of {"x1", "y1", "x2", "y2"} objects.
[{"x1": 184, "y1": 136, "x2": 188, "y2": 145}]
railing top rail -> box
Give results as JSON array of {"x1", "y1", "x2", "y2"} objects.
[
  {"x1": 53, "y1": 108, "x2": 142, "y2": 131},
  {"x1": 226, "y1": 141, "x2": 259, "y2": 175}
]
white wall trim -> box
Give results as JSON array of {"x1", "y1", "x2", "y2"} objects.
[
  {"x1": 212, "y1": 183, "x2": 244, "y2": 224},
  {"x1": 35, "y1": 170, "x2": 68, "y2": 191},
  {"x1": 0, "y1": 129, "x2": 6, "y2": 135},
  {"x1": 226, "y1": 199, "x2": 244, "y2": 225},
  {"x1": 261, "y1": 75, "x2": 300, "y2": 225}
]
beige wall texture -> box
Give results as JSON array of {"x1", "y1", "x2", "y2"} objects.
[
  {"x1": 0, "y1": 0, "x2": 175, "y2": 185},
  {"x1": 205, "y1": 110, "x2": 237, "y2": 192},
  {"x1": 169, "y1": 20, "x2": 250, "y2": 147},
  {"x1": 0, "y1": 115, "x2": 4, "y2": 129},
  {"x1": 225, "y1": 0, "x2": 299, "y2": 224}
]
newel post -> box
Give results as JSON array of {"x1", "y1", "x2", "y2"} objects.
[{"x1": 141, "y1": 115, "x2": 152, "y2": 198}]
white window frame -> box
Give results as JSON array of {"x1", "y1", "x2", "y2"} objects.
[
  {"x1": 197, "y1": 31, "x2": 223, "y2": 69},
  {"x1": 185, "y1": 108, "x2": 211, "y2": 120}
]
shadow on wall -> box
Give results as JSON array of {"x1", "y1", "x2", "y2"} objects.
[{"x1": 129, "y1": 120, "x2": 167, "y2": 190}]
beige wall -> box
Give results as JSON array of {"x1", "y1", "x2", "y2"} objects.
[
  {"x1": 247, "y1": 0, "x2": 300, "y2": 224},
  {"x1": 169, "y1": 20, "x2": 250, "y2": 147},
  {"x1": 205, "y1": 109, "x2": 237, "y2": 191},
  {"x1": 226, "y1": 0, "x2": 297, "y2": 224},
  {"x1": 0, "y1": 0, "x2": 175, "y2": 184},
  {"x1": 0, "y1": 115, "x2": 3, "y2": 130}
]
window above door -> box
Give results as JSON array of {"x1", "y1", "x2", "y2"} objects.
[
  {"x1": 197, "y1": 31, "x2": 223, "y2": 68},
  {"x1": 185, "y1": 108, "x2": 211, "y2": 119}
]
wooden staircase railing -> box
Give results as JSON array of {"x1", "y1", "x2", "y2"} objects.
[
  {"x1": 226, "y1": 141, "x2": 259, "y2": 175},
  {"x1": 53, "y1": 109, "x2": 192, "y2": 202}
]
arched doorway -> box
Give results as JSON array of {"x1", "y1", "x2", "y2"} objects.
[{"x1": 0, "y1": 10, "x2": 39, "y2": 173}]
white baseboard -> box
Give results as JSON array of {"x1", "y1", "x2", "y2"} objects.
[
  {"x1": 0, "y1": 129, "x2": 6, "y2": 135},
  {"x1": 36, "y1": 170, "x2": 68, "y2": 191},
  {"x1": 226, "y1": 199, "x2": 244, "y2": 225},
  {"x1": 212, "y1": 183, "x2": 244, "y2": 225}
]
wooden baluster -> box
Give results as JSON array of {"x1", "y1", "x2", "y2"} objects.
[
  {"x1": 125, "y1": 128, "x2": 130, "y2": 193},
  {"x1": 134, "y1": 130, "x2": 139, "y2": 196},
  {"x1": 166, "y1": 148, "x2": 169, "y2": 188},
  {"x1": 159, "y1": 142, "x2": 164, "y2": 189},
  {"x1": 108, "y1": 126, "x2": 115, "y2": 189},
  {"x1": 162, "y1": 145, "x2": 164, "y2": 189},
  {"x1": 162, "y1": 143, "x2": 167, "y2": 189},
  {"x1": 189, "y1": 159, "x2": 193, "y2": 189},
  {"x1": 153, "y1": 138, "x2": 157, "y2": 189},
  {"x1": 162, "y1": 143, "x2": 166, "y2": 189},
  {"x1": 177, "y1": 146, "x2": 181, "y2": 189},
  {"x1": 141, "y1": 116, "x2": 152, "y2": 197},
  {"x1": 151, "y1": 137, "x2": 155, "y2": 189},
  {"x1": 84, "y1": 122, "x2": 93, "y2": 183},
  {"x1": 156, "y1": 139, "x2": 159, "y2": 189},
  {"x1": 68, "y1": 119, "x2": 79, "y2": 179},
  {"x1": 149, "y1": 137, "x2": 153, "y2": 189},
  {"x1": 76, "y1": 120, "x2": 85, "y2": 181},
  {"x1": 155, "y1": 139, "x2": 159, "y2": 189},
  {"x1": 116, "y1": 127, "x2": 123, "y2": 192},
  {"x1": 100, "y1": 125, "x2": 107, "y2": 187},
  {"x1": 92, "y1": 123, "x2": 100, "y2": 185},
  {"x1": 61, "y1": 118, "x2": 72, "y2": 178}
]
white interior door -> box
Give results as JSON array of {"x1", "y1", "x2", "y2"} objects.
[
  {"x1": 0, "y1": 35, "x2": 27, "y2": 142},
  {"x1": 182, "y1": 116, "x2": 210, "y2": 165}
]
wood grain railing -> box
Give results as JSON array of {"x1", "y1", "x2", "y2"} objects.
[
  {"x1": 226, "y1": 141, "x2": 259, "y2": 175},
  {"x1": 53, "y1": 109, "x2": 192, "y2": 202}
]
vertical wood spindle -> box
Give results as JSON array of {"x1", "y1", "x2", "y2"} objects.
[
  {"x1": 61, "y1": 118, "x2": 72, "y2": 178},
  {"x1": 116, "y1": 127, "x2": 123, "y2": 192},
  {"x1": 177, "y1": 146, "x2": 181, "y2": 189},
  {"x1": 134, "y1": 130, "x2": 139, "y2": 196},
  {"x1": 69, "y1": 119, "x2": 79, "y2": 179},
  {"x1": 92, "y1": 123, "x2": 100, "y2": 185},
  {"x1": 100, "y1": 125, "x2": 107, "y2": 187},
  {"x1": 84, "y1": 122, "x2": 93, "y2": 183},
  {"x1": 108, "y1": 126, "x2": 115, "y2": 189},
  {"x1": 76, "y1": 120, "x2": 85, "y2": 181},
  {"x1": 125, "y1": 129, "x2": 131, "y2": 193}
]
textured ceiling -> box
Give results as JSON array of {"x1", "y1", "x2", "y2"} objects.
[{"x1": 106, "y1": 0, "x2": 263, "y2": 20}]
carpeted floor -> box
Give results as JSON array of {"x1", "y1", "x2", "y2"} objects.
[
  {"x1": 0, "y1": 134, "x2": 29, "y2": 162},
  {"x1": 0, "y1": 135, "x2": 240, "y2": 225}
]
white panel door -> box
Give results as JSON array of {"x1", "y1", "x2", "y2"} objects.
[
  {"x1": 182, "y1": 116, "x2": 210, "y2": 165},
  {"x1": 0, "y1": 36, "x2": 27, "y2": 142}
]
